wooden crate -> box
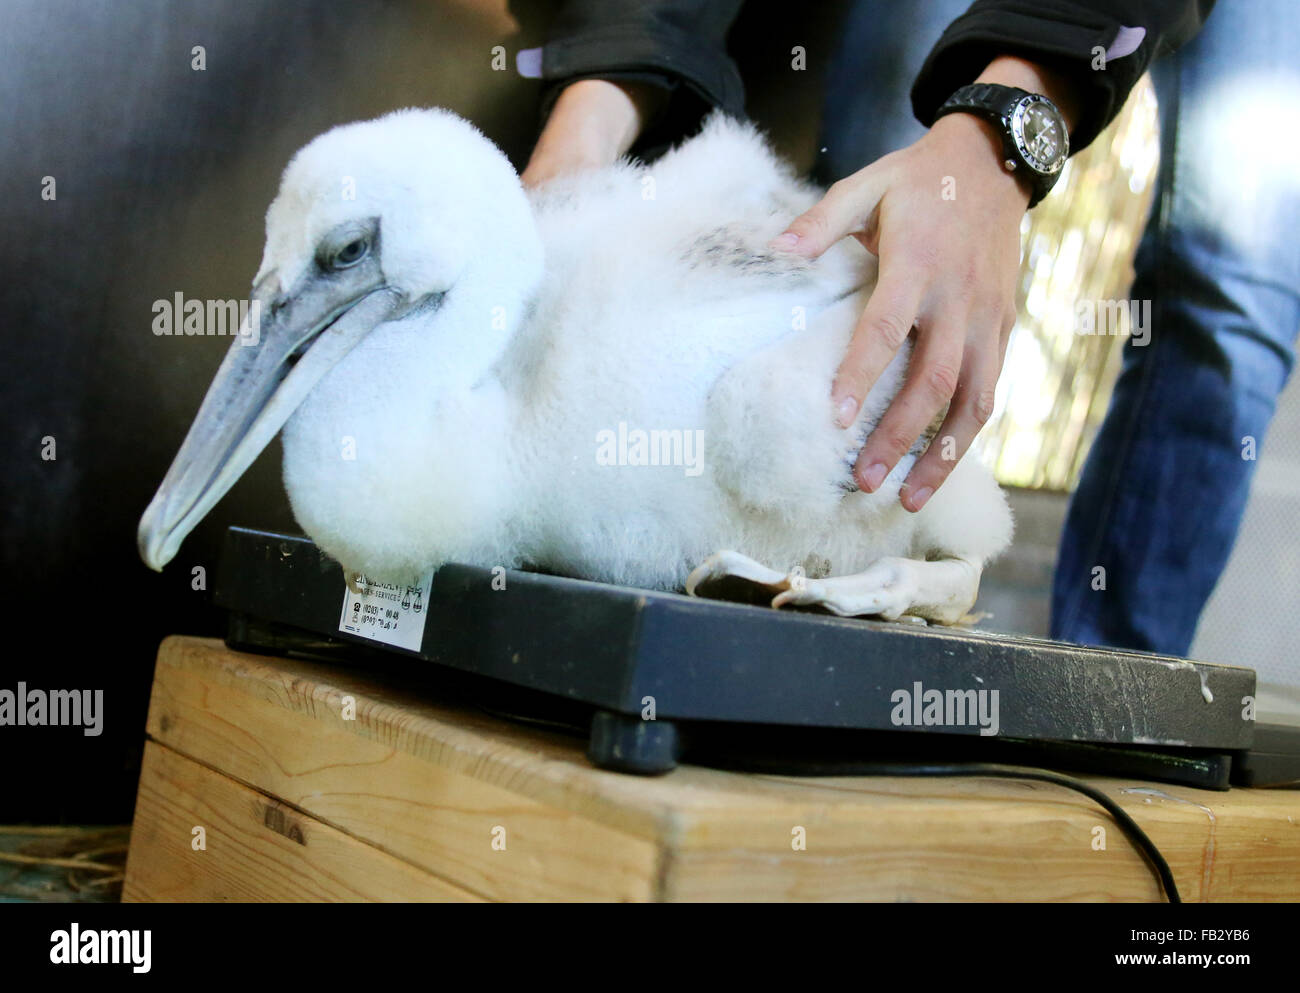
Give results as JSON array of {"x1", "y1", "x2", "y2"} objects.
[{"x1": 124, "y1": 636, "x2": 1300, "y2": 902}]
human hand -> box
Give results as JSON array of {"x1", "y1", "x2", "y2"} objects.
[
  {"x1": 772, "y1": 57, "x2": 1078, "y2": 512},
  {"x1": 521, "y1": 78, "x2": 663, "y2": 189}
]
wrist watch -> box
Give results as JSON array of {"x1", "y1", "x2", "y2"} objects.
[{"x1": 933, "y1": 83, "x2": 1070, "y2": 208}]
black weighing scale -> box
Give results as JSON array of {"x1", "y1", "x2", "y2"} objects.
[{"x1": 213, "y1": 526, "x2": 1300, "y2": 790}]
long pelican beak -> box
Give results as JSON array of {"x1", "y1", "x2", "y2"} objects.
[{"x1": 138, "y1": 261, "x2": 402, "y2": 571}]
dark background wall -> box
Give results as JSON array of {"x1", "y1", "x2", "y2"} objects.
[{"x1": 0, "y1": 0, "x2": 858, "y2": 822}]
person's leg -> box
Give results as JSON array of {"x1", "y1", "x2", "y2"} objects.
[
  {"x1": 1052, "y1": 0, "x2": 1300, "y2": 655},
  {"x1": 813, "y1": 0, "x2": 969, "y2": 184}
]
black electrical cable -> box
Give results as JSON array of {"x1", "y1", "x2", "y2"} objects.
[{"x1": 729, "y1": 759, "x2": 1182, "y2": 903}]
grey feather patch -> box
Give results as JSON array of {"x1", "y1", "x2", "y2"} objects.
[
  {"x1": 909, "y1": 405, "x2": 950, "y2": 457},
  {"x1": 681, "y1": 224, "x2": 812, "y2": 284}
]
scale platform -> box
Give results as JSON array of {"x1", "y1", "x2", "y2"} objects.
[{"x1": 210, "y1": 527, "x2": 1295, "y2": 789}]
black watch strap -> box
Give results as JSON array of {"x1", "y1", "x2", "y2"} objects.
[
  {"x1": 938, "y1": 82, "x2": 1030, "y2": 123},
  {"x1": 934, "y1": 83, "x2": 1067, "y2": 208}
]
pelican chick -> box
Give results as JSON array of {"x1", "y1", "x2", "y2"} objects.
[{"x1": 138, "y1": 108, "x2": 1012, "y2": 624}]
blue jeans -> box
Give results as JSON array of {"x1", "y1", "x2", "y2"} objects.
[
  {"x1": 816, "y1": 1, "x2": 1300, "y2": 657},
  {"x1": 1051, "y1": 0, "x2": 1300, "y2": 655},
  {"x1": 814, "y1": 1, "x2": 965, "y2": 184}
]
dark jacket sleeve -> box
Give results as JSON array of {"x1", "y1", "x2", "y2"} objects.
[
  {"x1": 911, "y1": 0, "x2": 1215, "y2": 152},
  {"x1": 530, "y1": 0, "x2": 746, "y2": 147}
]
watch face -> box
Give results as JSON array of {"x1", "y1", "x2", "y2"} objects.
[{"x1": 1011, "y1": 95, "x2": 1068, "y2": 175}]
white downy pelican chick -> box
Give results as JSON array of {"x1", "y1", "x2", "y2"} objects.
[{"x1": 138, "y1": 108, "x2": 1013, "y2": 623}]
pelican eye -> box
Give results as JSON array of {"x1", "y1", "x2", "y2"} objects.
[{"x1": 331, "y1": 238, "x2": 369, "y2": 269}]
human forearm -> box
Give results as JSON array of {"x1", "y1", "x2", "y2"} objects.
[
  {"x1": 910, "y1": 0, "x2": 1212, "y2": 153},
  {"x1": 521, "y1": 79, "x2": 665, "y2": 188}
]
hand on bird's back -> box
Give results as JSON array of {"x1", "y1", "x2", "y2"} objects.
[
  {"x1": 770, "y1": 110, "x2": 1026, "y2": 513},
  {"x1": 770, "y1": 56, "x2": 1078, "y2": 512},
  {"x1": 526, "y1": 61, "x2": 1076, "y2": 511}
]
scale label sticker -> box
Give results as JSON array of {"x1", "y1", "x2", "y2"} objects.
[{"x1": 338, "y1": 569, "x2": 435, "y2": 652}]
